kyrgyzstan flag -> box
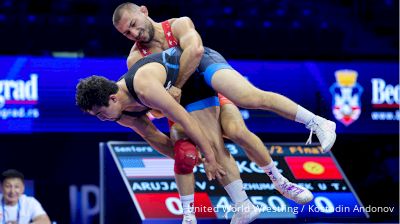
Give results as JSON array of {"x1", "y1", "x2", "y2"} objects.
[{"x1": 285, "y1": 156, "x2": 343, "y2": 180}]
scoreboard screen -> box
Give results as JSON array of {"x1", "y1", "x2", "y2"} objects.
[{"x1": 105, "y1": 141, "x2": 369, "y2": 222}]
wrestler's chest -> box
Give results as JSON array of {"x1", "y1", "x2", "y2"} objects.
[{"x1": 148, "y1": 42, "x2": 175, "y2": 53}]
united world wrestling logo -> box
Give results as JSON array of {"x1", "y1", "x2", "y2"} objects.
[{"x1": 330, "y1": 70, "x2": 363, "y2": 126}]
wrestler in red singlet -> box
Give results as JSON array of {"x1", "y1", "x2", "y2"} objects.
[{"x1": 136, "y1": 21, "x2": 233, "y2": 127}]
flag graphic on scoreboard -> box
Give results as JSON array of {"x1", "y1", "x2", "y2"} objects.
[
  {"x1": 285, "y1": 156, "x2": 343, "y2": 180},
  {"x1": 119, "y1": 157, "x2": 175, "y2": 179}
]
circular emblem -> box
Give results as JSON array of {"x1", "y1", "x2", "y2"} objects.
[{"x1": 303, "y1": 161, "x2": 325, "y2": 175}]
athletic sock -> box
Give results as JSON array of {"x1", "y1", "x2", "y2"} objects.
[
  {"x1": 260, "y1": 161, "x2": 284, "y2": 182},
  {"x1": 295, "y1": 105, "x2": 315, "y2": 125},
  {"x1": 224, "y1": 179, "x2": 248, "y2": 204},
  {"x1": 180, "y1": 194, "x2": 195, "y2": 215}
]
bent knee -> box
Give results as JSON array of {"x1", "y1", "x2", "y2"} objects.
[{"x1": 222, "y1": 121, "x2": 251, "y2": 142}]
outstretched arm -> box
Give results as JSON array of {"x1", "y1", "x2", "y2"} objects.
[
  {"x1": 134, "y1": 67, "x2": 225, "y2": 180},
  {"x1": 135, "y1": 79, "x2": 214, "y2": 161},
  {"x1": 171, "y1": 17, "x2": 204, "y2": 88},
  {"x1": 118, "y1": 115, "x2": 174, "y2": 159}
]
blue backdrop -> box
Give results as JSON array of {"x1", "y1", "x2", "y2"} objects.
[{"x1": 0, "y1": 56, "x2": 397, "y2": 134}]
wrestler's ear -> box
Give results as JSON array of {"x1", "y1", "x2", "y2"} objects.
[
  {"x1": 139, "y1": 6, "x2": 148, "y2": 16},
  {"x1": 109, "y1": 94, "x2": 118, "y2": 103}
]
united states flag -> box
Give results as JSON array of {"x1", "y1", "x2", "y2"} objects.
[{"x1": 120, "y1": 157, "x2": 175, "y2": 179}]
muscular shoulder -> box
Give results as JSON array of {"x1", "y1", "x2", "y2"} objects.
[
  {"x1": 127, "y1": 43, "x2": 143, "y2": 69},
  {"x1": 170, "y1": 17, "x2": 195, "y2": 36},
  {"x1": 170, "y1": 17, "x2": 192, "y2": 27},
  {"x1": 166, "y1": 18, "x2": 178, "y2": 25}
]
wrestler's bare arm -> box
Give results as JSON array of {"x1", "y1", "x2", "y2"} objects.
[
  {"x1": 117, "y1": 115, "x2": 174, "y2": 159},
  {"x1": 132, "y1": 64, "x2": 225, "y2": 180},
  {"x1": 171, "y1": 17, "x2": 204, "y2": 88},
  {"x1": 132, "y1": 65, "x2": 214, "y2": 159},
  {"x1": 127, "y1": 48, "x2": 165, "y2": 118},
  {"x1": 126, "y1": 44, "x2": 143, "y2": 69}
]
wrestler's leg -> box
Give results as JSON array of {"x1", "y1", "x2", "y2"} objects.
[
  {"x1": 210, "y1": 68, "x2": 336, "y2": 153},
  {"x1": 170, "y1": 126, "x2": 196, "y2": 196},
  {"x1": 175, "y1": 173, "x2": 195, "y2": 220},
  {"x1": 220, "y1": 102, "x2": 271, "y2": 166},
  {"x1": 212, "y1": 69, "x2": 298, "y2": 119},
  {"x1": 170, "y1": 119, "x2": 256, "y2": 222},
  {"x1": 189, "y1": 106, "x2": 260, "y2": 222},
  {"x1": 219, "y1": 102, "x2": 313, "y2": 204},
  {"x1": 189, "y1": 106, "x2": 241, "y2": 185},
  {"x1": 170, "y1": 125, "x2": 197, "y2": 221}
]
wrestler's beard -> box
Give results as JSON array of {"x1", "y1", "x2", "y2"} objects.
[{"x1": 141, "y1": 19, "x2": 155, "y2": 43}]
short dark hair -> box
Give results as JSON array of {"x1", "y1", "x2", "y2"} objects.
[
  {"x1": 112, "y1": 2, "x2": 140, "y2": 26},
  {"x1": 75, "y1": 75, "x2": 119, "y2": 111},
  {"x1": 1, "y1": 169, "x2": 24, "y2": 183}
]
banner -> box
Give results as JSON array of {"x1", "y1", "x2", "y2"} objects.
[{"x1": 0, "y1": 56, "x2": 397, "y2": 133}]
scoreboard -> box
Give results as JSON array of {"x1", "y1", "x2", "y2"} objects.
[{"x1": 101, "y1": 142, "x2": 369, "y2": 223}]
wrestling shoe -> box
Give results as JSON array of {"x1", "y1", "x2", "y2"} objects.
[
  {"x1": 182, "y1": 213, "x2": 196, "y2": 224},
  {"x1": 274, "y1": 177, "x2": 313, "y2": 205},
  {"x1": 226, "y1": 199, "x2": 260, "y2": 224},
  {"x1": 306, "y1": 115, "x2": 336, "y2": 153}
]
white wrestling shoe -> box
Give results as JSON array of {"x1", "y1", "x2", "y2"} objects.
[
  {"x1": 306, "y1": 115, "x2": 337, "y2": 153},
  {"x1": 227, "y1": 199, "x2": 260, "y2": 224},
  {"x1": 182, "y1": 213, "x2": 197, "y2": 224},
  {"x1": 274, "y1": 177, "x2": 313, "y2": 205}
]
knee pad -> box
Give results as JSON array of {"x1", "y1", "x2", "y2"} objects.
[{"x1": 174, "y1": 139, "x2": 198, "y2": 175}]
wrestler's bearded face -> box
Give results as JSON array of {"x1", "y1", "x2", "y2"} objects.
[
  {"x1": 116, "y1": 10, "x2": 155, "y2": 43},
  {"x1": 139, "y1": 17, "x2": 155, "y2": 43}
]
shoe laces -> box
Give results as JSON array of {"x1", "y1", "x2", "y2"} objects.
[
  {"x1": 306, "y1": 128, "x2": 313, "y2": 145},
  {"x1": 305, "y1": 117, "x2": 319, "y2": 145},
  {"x1": 278, "y1": 180, "x2": 304, "y2": 196}
]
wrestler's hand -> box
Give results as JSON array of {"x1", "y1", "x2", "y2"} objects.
[
  {"x1": 203, "y1": 158, "x2": 226, "y2": 181},
  {"x1": 196, "y1": 152, "x2": 204, "y2": 166},
  {"x1": 167, "y1": 86, "x2": 182, "y2": 103}
]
